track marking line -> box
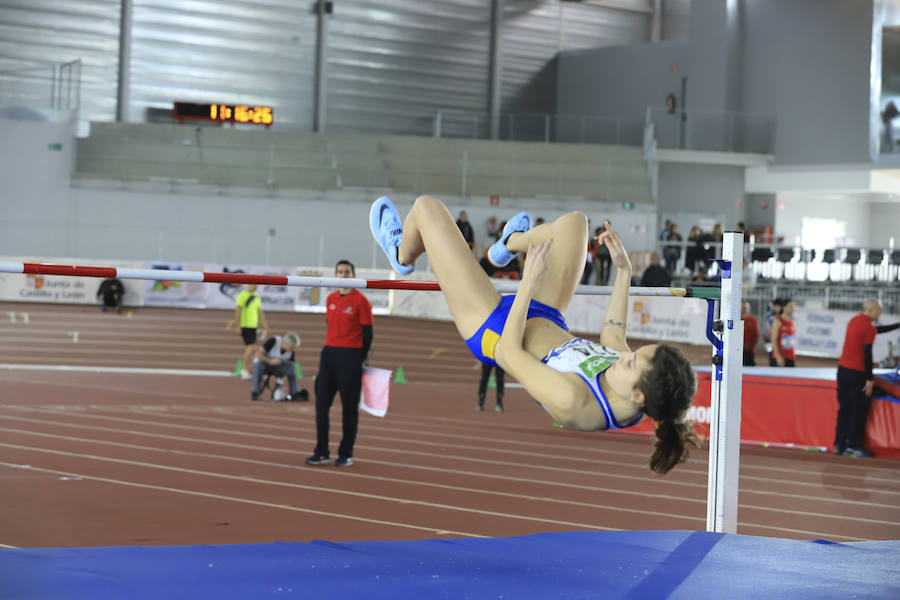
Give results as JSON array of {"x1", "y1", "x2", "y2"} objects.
[
  {"x1": 0, "y1": 444, "x2": 623, "y2": 533},
  {"x1": 5, "y1": 406, "x2": 706, "y2": 491},
  {"x1": 6, "y1": 426, "x2": 897, "y2": 533},
  {"x1": 0, "y1": 364, "x2": 232, "y2": 377},
  {"x1": 4, "y1": 414, "x2": 899, "y2": 515},
  {"x1": 0, "y1": 460, "x2": 483, "y2": 539},
  {"x1": 0, "y1": 415, "x2": 704, "y2": 504},
  {"x1": 428, "y1": 348, "x2": 445, "y2": 358},
  {"x1": 0, "y1": 426, "x2": 709, "y2": 526},
  {"x1": 36, "y1": 403, "x2": 900, "y2": 489}
]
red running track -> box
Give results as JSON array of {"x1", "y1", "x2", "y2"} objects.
[{"x1": 0, "y1": 302, "x2": 898, "y2": 548}]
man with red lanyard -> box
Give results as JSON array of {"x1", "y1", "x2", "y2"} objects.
[
  {"x1": 306, "y1": 260, "x2": 373, "y2": 467},
  {"x1": 834, "y1": 299, "x2": 900, "y2": 457},
  {"x1": 770, "y1": 299, "x2": 796, "y2": 367},
  {"x1": 741, "y1": 302, "x2": 760, "y2": 366}
]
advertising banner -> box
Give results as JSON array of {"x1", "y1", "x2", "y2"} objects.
[
  {"x1": 291, "y1": 267, "x2": 392, "y2": 315},
  {"x1": 141, "y1": 262, "x2": 208, "y2": 307},
  {"x1": 625, "y1": 370, "x2": 899, "y2": 458},
  {"x1": 0, "y1": 259, "x2": 144, "y2": 306},
  {"x1": 205, "y1": 264, "x2": 298, "y2": 312},
  {"x1": 794, "y1": 309, "x2": 900, "y2": 364},
  {"x1": 564, "y1": 294, "x2": 708, "y2": 344}
]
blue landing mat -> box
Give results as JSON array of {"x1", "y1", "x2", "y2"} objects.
[{"x1": 2, "y1": 530, "x2": 899, "y2": 599}]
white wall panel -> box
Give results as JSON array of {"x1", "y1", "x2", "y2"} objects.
[
  {"x1": 325, "y1": 0, "x2": 493, "y2": 135},
  {"x1": 0, "y1": 0, "x2": 120, "y2": 121},
  {"x1": 130, "y1": 0, "x2": 317, "y2": 128}
]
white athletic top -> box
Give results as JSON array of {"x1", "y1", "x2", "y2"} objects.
[
  {"x1": 254, "y1": 335, "x2": 295, "y2": 364},
  {"x1": 541, "y1": 338, "x2": 642, "y2": 430}
]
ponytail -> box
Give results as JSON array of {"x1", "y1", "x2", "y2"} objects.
[{"x1": 649, "y1": 419, "x2": 690, "y2": 475}]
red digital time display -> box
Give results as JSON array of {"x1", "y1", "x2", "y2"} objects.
[{"x1": 173, "y1": 102, "x2": 274, "y2": 126}]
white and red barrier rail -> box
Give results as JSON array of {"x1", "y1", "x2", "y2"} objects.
[{"x1": 0, "y1": 261, "x2": 720, "y2": 298}]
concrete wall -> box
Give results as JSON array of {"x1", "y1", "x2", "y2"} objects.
[
  {"x1": 739, "y1": 0, "x2": 875, "y2": 165},
  {"x1": 869, "y1": 201, "x2": 900, "y2": 247},
  {"x1": 557, "y1": 0, "x2": 877, "y2": 165},
  {"x1": 0, "y1": 120, "x2": 75, "y2": 258},
  {"x1": 0, "y1": 120, "x2": 661, "y2": 271},
  {"x1": 774, "y1": 193, "x2": 872, "y2": 248},
  {"x1": 657, "y1": 162, "x2": 747, "y2": 229},
  {"x1": 556, "y1": 41, "x2": 689, "y2": 128}
]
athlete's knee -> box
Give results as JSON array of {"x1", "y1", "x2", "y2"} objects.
[
  {"x1": 557, "y1": 211, "x2": 588, "y2": 231},
  {"x1": 413, "y1": 195, "x2": 445, "y2": 215}
]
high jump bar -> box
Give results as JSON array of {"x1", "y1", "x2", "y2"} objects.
[{"x1": 0, "y1": 262, "x2": 721, "y2": 298}]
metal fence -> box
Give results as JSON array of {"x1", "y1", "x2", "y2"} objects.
[{"x1": 0, "y1": 60, "x2": 82, "y2": 118}]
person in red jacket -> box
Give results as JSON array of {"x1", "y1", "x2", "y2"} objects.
[
  {"x1": 770, "y1": 299, "x2": 796, "y2": 367},
  {"x1": 741, "y1": 302, "x2": 760, "y2": 366},
  {"x1": 306, "y1": 260, "x2": 374, "y2": 468},
  {"x1": 834, "y1": 299, "x2": 900, "y2": 457}
]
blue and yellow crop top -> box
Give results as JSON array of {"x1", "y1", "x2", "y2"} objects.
[{"x1": 541, "y1": 337, "x2": 643, "y2": 430}]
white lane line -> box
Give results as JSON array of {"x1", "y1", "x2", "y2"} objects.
[
  {"x1": 5, "y1": 414, "x2": 899, "y2": 514},
  {"x1": 0, "y1": 542, "x2": 19, "y2": 548},
  {"x1": 8, "y1": 425, "x2": 898, "y2": 533},
  {"x1": 0, "y1": 440, "x2": 870, "y2": 543},
  {"x1": 0, "y1": 414, "x2": 704, "y2": 505},
  {"x1": 0, "y1": 460, "x2": 483, "y2": 539},
  {"x1": 31, "y1": 407, "x2": 900, "y2": 495},
  {"x1": 4, "y1": 407, "x2": 706, "y2": 491},
  {"x1": 0, "y1": 364, "x2": 232, "y2": 377},
  {"x1": 0, "y1": 427, "x2": 707, "y2": 526},
  {"x1": 0, "y1": 443, "x2": 622, "y2": 533},
  {"x1": 175, "y1": 405, "x2": 900, "y2": 482}
]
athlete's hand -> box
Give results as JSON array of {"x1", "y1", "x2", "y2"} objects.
[
  {"x1": 596, "y1": 221, "x2": 631, "y2": 271},
  {"x1": 522, "y1": 239, "x2": 553, "y2": 288}
]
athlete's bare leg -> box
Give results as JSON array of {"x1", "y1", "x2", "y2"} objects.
[
  {"x1": 505, "y1": 211, "x2": 589, "y2": 313},
  {"x1": 397, "y1": 195, "x2": 502, "y2": 338}
]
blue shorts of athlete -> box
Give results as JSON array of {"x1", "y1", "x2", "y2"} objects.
[{"x1": 465, "y1": 295, "x2": 569, "y2": 367}]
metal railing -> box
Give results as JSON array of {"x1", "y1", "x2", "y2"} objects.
[
  {"x1": 645, "y1": 106, "x2": 775, "y2": 154},
  {"x1": 432, "y1": 109, "x2": 645, "y2": 146},
  {"x1": 654, "y1": 239, "x2": 900, "y2": 285},
  {"x1": 0, "y1": 59, "x2": 82, "y2": 118}
]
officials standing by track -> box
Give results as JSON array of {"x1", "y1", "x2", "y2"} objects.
[
  {"x1": 306, "y1": 260, "x2": 373, "y2": 468},
  {"x1": 834, "y1": 299, "x2": 900, "y2": 457}
]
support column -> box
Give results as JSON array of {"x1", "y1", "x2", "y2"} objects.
[
  {"x1": 116, "y1": 0, "x2": 133, "y2": 122},
  {"x1": 314, "y1": 0, "x2": 331, "y2": 133},
  {"x1": 706, "y1": 230, "x2": 744, "y2": 533},
  {"x1": 650, "y1": 0, "x2": 663, "y2": 42},
  {"x1": 488, "y1": 0, "x2": 503, "y2": 140}
]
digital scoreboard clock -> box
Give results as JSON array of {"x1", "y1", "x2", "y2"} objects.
[{"x1": 172, "y1": 101, "x2": 274, "y2": 126}]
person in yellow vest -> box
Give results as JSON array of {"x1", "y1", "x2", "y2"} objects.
[{"x1": 233, "y1": 284, "x2": 268, "y2": 380}]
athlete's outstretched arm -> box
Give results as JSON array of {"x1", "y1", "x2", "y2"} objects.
[
  {"x1": 495, "y1": 239, "x2": 586, "y2": 428},
  {"x1": 598, "y1": 221, "x2": 632, "y2": 351}
]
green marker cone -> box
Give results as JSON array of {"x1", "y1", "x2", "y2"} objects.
[{"x1": 393, "y1": 366, "x2": 407, "y2": 384}]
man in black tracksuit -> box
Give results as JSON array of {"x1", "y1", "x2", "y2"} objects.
[{"x1": 305, "y1": 260, "x2": 373, "y2": 467}]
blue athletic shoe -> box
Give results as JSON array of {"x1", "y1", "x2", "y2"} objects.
[
  {"x1": 487, "y1": 211, "x2": 533, "y2": 268},
  {"x1": 370, "y1": 196, "x2": 414, "y2": 275}
]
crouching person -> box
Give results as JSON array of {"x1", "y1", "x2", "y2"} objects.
[{"x1": 251, "y1": 331, "x2": 305, "y2": 402}]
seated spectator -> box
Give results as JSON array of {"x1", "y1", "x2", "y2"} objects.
[
  {"x1": 97, "y1": 278, "x2": 125, "y2": 313},
  {"x1": 640, "y1": 252, "x2": 672, "y2": 287}
]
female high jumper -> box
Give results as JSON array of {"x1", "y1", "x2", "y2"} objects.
[{"x1": 370, "y1": 195, "x2": 697, "y2": 475}]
